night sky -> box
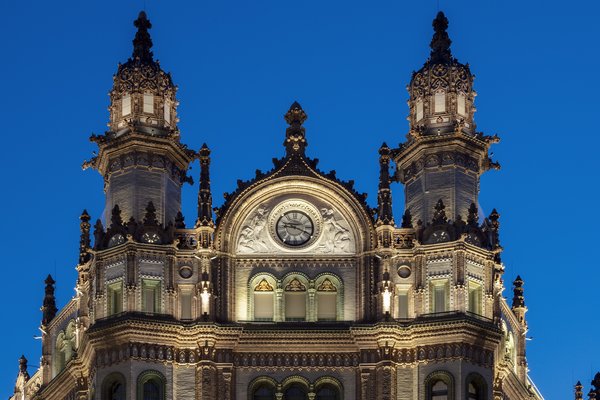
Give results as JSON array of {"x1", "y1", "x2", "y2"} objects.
[{"x1": 1, "y1": 1, "x2": 598, "y2": 398}]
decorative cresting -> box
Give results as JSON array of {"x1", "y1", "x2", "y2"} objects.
[
  {"x1": 394, "y1": 11, "x2": 501, "y2": 227},
  {"x1": 109, "y1": 11, "x2": 177, "y2": 133}
]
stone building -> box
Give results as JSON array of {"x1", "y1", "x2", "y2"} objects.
[{"x1": 10, "y1": 11, "x2": 543, "y2": 400}]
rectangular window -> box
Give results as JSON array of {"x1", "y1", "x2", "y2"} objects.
[
  {"x1": 180, "y1": 289, "x2": 192, "y2": 320},
  {"x1": 317, "y1": 293, "x2": 336, "y2": 320},
  {"x1": 142, "y1": 279, "x2": 161, "y2": 313},
  {"x1": 254, "y1": 293, "x2": 274, "y2": 320},
  {"x1": 468, "y1": 281, "x2": 483, "y2": 315},
  {"x1": 396, "y1": 292, "x2": 409, "y2": 319},
  {"x1": 434, "y1": 92, "x2": 446, "y2": 113},
  {"x1": 416, "y1": 99, "x2": 424, "y2": 121},
  {"x1": 457, "y1": 93, "x2": 466, "y2": 116},
  {"x1": 164, "y1": 100, "x2": 171, "y2": 124},
  {"x1": 285, "y1": 293, "x2": 306, "y2": 321},
  {"x1": 107, "y1": 281, "x2": 123, "y2": 316},
  {"x1": 143, "y1": 93, "x2": 154, "y2": 113},
  {"x1": 121, "y1": 94, "x2": 131, "y2": 116},
  {"x1": 431, "y1": 280, "x2": 448, "y2": 313}
]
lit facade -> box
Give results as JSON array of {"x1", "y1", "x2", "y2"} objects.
[{"x1": 10, "y1": 11, "x2": 543, "y2": 400}]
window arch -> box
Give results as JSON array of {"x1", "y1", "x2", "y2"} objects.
[
  {"x1": 248, "y1": 376, "x2": 278, "y2": 400},
  {"x1": 425, "y1": 371, "x2": 455, "y2": 400},
  {"x1": 281, "y1": 376, "x2": 310, "y2": 400},
  {"x1": 314, "y1": 376, "x2": 343, "y2": 400},
  {"x1": 465, "y1": 373, "x2": 487, "y2": 400},
  {"x1": 102, "y1": 372, "x2": 126, "y2": 400},
  {"x1": 136, "y1": 370, "x2": 166, "y2": 400},
  {"x1": 253, "y1": 277, "x2": 275, "y2": 321}
]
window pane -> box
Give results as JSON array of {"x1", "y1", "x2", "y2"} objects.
[
  {"x1": 108, "y1": 282, "x2": 123, "y2": 315},
  {"x1": 142, "y1": 280, "x2": 160, "y2": 313},
  {"x1": 143, "y1": 380, "x2": 160, "y2": 400},
  {"x1": 254, "y1": 293, "x2": 274, "y2": 320},
  {"x1": 110, "y1": 382, "x2": 125, "y2": 400},
  {"x1": 317, "y1": 293, "x2": 336, "y2": 320},
  {"x1": 433, "y1": 284, "x2": 447, "y2": 313},
  {"x1": 122, "y1": 94, "x2": 131, "y2": 116},
  {"x1": 416, "y1": 99, "x2": 424, "y2": 121},
  {"x1": 285, "y1": 293, "x2": 306, "y2": 321},
  {"x1": 434, "y1": 92, "x2": 446, "y2": 113},
  {"x1": 468, "y1": 282, "x2": 482, "y2": 315},
  {"x1": 397, "y1": 292, "x2": 408, "y2": 319},
  {"x1": 143, "y1": 94, "x2": 154, "y2": 113},
  {"x1": 253, "y1": 385, "x2": 275, "y2": 400},
  {"x1": 284, "y1": 385, "x2": 307, "y2": 400},
  {"x1": 180, "y1": 291, "x2": 192, "y2": 320},
  {"x1": 457, "y1": 93, "x2": 466, "y2": 116},
  {"x1": 316, "y1": 385, "x2": 338, "y2": 400},
  {"x1": 431, "y1": 380, "x2": 448, "y2": 400},
  {"x1": 164, "y1": 100, "x2": 171, "y2": 124}
]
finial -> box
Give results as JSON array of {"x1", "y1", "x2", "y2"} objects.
[
  {"x1": 79, "y1": 210, "x2": 91, "y2": 264},
  {"x1": 376, "y1": 143, "x2": 394, "y2": 225},
  {"x1": 512, "y1": 275, "x2": 525, "y2": 308},
  {"x1": 143, "y1": 201, "x2": 158, "y2": 225},
  {"x1": 175, "y1": 211, "x2": 186, "y2": 229},
  {"x1": 401, "y1": 209, "x2": 413, "y2": 228},
  {"x1": 467, "y1": 203, "x2": 478, "y2": 227},
  {"x1": 488, "y1": 208, "x2": 501, "y2": 249},
  {"x1": 41, "y1": 275, "x2": 57, "y2": 327},
  {"x1": 93, "y1": 219, "x2": 104, "y2": 250},
  {"x1": 283, "y1": 101, "x2": 308, "y2": 156},
  {"x1": 576, "y1": 381, "x2": 584, "y2": 400},
  {"x1": 196, "y1": 144, "x2": 214, "y2": 227},
  {"x1": 592, "y1": 372, "x2": 600, "y2": 391},
  {"x1": 132, "y1": 11, "x2": 154, "y2": 63},
  {"x1": 589, "y1": 389, "x2": 597, "y2": 400},
  {"x1": 110, "y1": 205, "x2": 123, "y2": 230},
  {"x1": 430, "y1": 11, "x2": 452, "y2": 64},
  {"x1": 432, "y1": 199, "x2": 448, "y2": 225},
  {"x1": 18, "y1": 355, "x2": 29, "y2": 377}
]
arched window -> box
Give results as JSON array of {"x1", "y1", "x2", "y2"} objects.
[
  {"x1": 425, "y1": 371, "x2": 454, "y2": 400},
  {"x1": 137, "y1": 371, "x2": 166, "y2": 400},
  {"x1": 431, "y1": 380, "x2": 448, "y2": 400},
  {"x1": 465, "y1": 373, "x2": 487, "y2": 400},
  {"x1": 317, "y1": 278, "x2": 337, "y2": 321},
  {"x1": 434, "y1": 91, "x2": 446, "y2": 113},
  {"x1": 102, "y1": 373, "x2": 126, "y2": 400},
  {"x1": 254, "y1": 278, "x2": 275, "y2": 321},
  {"x1": 253, "y1": 384, "x2": 276, "y2": 400},
  {"x1": 316, "y1": 384, "x2": 340, "y2": 400},
  {"x1": 284, "y1": 384, "x2": 307, "y2": 400},
  {"x1": 284, "y1": 278, "x2": 307, "y2": 321}
]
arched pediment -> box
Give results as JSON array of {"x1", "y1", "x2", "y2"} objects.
[{"x1": 214, "y1": 177, "x2": 375, "y2": 255}]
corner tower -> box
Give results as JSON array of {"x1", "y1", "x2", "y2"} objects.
[
  {"x1": 394, "y1": 12, "x2": 499, "y2": 225},
  {"x1": 84, "y1": 11, "x2": 195, "y2": 225}
]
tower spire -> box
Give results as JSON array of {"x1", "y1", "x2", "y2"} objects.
[
  {"x1": 283, "y1": 101, "x2": 308, "y2": 156},
  {"x1": 132, "y1": 11, "x2": 153, "y2": 63},
  {"x1": 430, "y1": 11, "x2": 452, "y2": 64},
  {"x1": 196, "y1": 143, "x2": 214, "y2": 227},
  {"x1": 376, "y1": 142, "x2": 394, "y2": 226},
  {"x1": 41, "y1": 275, "x2": 57, "y2": 327}
]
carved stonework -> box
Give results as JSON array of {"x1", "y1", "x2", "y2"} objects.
[
  {"x1": 285, "y1": 278, "x2": 306, "y2": 292},
  {"x1": 255, "y1": 279, "x2": 274, "y2": 292},
  {"x1": 317, "y1": 279, "x2": 336, "y2": 292}
]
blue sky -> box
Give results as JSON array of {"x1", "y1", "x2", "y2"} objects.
[{"x1": 0, "y1": 0, "x2": 597, "y2": 398}]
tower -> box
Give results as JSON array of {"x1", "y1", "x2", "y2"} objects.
[
  {"x1": 395, "y1": 12, "x2": 500, "y2": 226},
  {"x1": 84, "y1": 11, "x2": 195, "y2": 226},
  {"x1": 9, "y1": 10, "x2": 543, "y2": 400}
]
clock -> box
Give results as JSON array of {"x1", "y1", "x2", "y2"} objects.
[
  {"x1": 276, "y1": 211, "x2": 314, "y2": 246},
  {"x1": 141, "y1": 232, "x2": 161, "y2": 244},
  {"x1": 108, "y1": 233, "x2": 125, "y2": 248}
]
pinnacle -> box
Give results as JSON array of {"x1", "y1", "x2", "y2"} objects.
[
  {"x1": 430, "y1": 11, "x2": 452, "y2": 64},
  {"x1": 132, "y1": 10, "x2": 154, "y2": 63}
]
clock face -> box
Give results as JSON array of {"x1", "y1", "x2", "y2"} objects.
[
  {"x1": 142, "y1": 232, "x2": 161, "y2": 244},
  {"x1": 108, "y1": 234, "x2": 125, "y2": 248},
  {"x1": 276, "y1": 211, "x2": 314, "y2": 246}
]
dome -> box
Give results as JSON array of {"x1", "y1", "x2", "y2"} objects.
[
  {"x1": 407, "y1": 12, "x2": 476, "y2": 136},
  {"x1": 108, "y1": 11, "x2": 178, "y2": 135}
]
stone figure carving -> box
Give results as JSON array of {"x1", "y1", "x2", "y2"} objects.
[
  {"x1": 237, "y1": 207, "x2": 270, "y2": 253},
  {"x1": 317, "y1": 208, "x2": 351, "y2": 253}
]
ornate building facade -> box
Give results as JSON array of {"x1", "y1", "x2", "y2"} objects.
[{"x1": 10, "y1": 11, "x2": 543, "y2": 400}]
